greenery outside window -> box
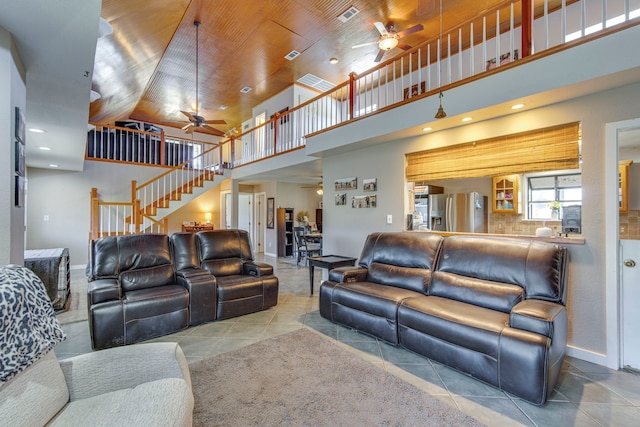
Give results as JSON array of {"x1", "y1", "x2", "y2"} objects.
[{"x1": 527, "y1": 173, "x2": 582, "y2": 219}]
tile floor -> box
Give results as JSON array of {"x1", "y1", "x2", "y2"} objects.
[{"x1": 56, "y1": 254, "x2": 640, "y2": 427}]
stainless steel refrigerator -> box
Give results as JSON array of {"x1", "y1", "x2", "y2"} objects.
[{"x1": 428, "y1": 192, "x2": 487, "y2": 233}]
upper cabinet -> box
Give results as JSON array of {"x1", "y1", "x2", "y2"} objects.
[
  {"x1": 492, "y1": 175, "x2": 519, "y2": 213},
  {"x1": 619, "y1": 160, "x2": 633, "y2": 212}
]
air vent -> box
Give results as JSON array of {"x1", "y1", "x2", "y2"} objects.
[
  {"x1": 284, "y1": 50, "x2": 301, "y2": 61},
  {"x1": 337, "y1": 6, "x2": 360, "y2": 23},
  {"x1": 240, "y1": 86, "x2": 252, "y2": 93},
  {"x1": 297, "y1": 73, "x2": 336, "y2": 92}
]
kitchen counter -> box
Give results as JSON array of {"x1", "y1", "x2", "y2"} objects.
[{"x1": 407, "y1": 230, "x2": 585, "y2": 245}]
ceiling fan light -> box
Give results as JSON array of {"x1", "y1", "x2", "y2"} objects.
[{"x1": 378, "y1": 35, "x2": 399, "y2": 51}]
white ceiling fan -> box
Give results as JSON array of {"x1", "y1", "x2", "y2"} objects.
[
  {"x1": 180, "y1": 21, "x2": 226, "y2": 136},
  {"x1": 352, "y1": 21, "x2": 424, "y2": 62}
]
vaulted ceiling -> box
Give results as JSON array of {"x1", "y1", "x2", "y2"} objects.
[{"x1": 90, "y1": 0, "x2": 511, "y2": 135}]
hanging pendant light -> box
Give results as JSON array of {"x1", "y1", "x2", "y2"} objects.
[
  {"x1": 434, "y1": 0, "x2": 447, "y2": 119},
  {"x1": 434, "y1": 91, "x2": 447, "y2": 119}
]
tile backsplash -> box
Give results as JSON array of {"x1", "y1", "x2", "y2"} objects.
[{"x1": 489, "y1": 210, "x2": 640, "y2": 240}]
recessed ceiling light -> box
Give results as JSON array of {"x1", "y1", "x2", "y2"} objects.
[
  {"x1": 240, "y1": 86, "x2": 252, "y2": 93},
  {"x1": 38, "y1": 146, "x2": 51, "y2": 151},
  {"x1": 511, "y1": 103, "x2": 525, "y2": 110},
  {"x1": 218, "y1": 105, "x2": 228, "y2": 110},
  {"x1": 329, "y1": 57, "x2": 338, "y2": 64},
  {"x1": 462, "y1": 117, "x2": 472, "y2": 122},
  {"x1": 48, "y1": 164, "x2": 59, "y2": 168},
  {"x1": 29, "y1": 128, "x2": 45, "y2": 133},
  {"x1": 422, "y1": 127, "x2": 432, "y2": 132}
]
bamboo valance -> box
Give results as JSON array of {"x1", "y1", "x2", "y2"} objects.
[{"x1": 406, "y1": 122, "x2": 580, "y2": 182}]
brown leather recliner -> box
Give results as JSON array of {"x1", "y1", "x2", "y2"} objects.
[
  {"x1": 86, "y1": 233, "x2": 216, "y2": 350},
  {"x1": 195, "y1": 230, "x2": 279, "y2": 319}
]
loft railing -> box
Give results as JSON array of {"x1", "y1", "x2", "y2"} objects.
[{"x1": 227, "y1": 0, "x2": 639, "y2": 167}]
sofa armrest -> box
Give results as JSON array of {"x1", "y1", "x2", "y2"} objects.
[
  {"x1": 176, "y1": 272, "x2": 217, "y2": 325},
  {"x1": 87, "y1": 278, "x2": 120, "y2": 305},
  {"x1": 176, "y1": 267, "x2": 211, "y2": 279},
  {"x1": 510, "y1": 299, "x2": 566, "y2": 338},
  {"x1": 328, "y1": 266, "x2": 368, "y2": 283},
  {"x1": 59, "y1": 342, "x2": 192, "y2": 401},
  {"x1": 243, "y1": 261, "x2": 273, "y2": 276}
]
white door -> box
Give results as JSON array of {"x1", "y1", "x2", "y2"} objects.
[
  {"x1": 238, "y1": 194, "x2": 252, "y2": 236},
  {"x1": 254, "y1": 193, "x2": 266, "y2": 253},
  {"x1": 621, "y1": 239, "x2": 640, "y2": 371}
]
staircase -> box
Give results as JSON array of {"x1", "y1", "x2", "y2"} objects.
[{"x1": 89, "y1": 128, "x2": 230, "y2": 239}]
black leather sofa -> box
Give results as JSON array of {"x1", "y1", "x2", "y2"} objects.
[
  {"x1": 86, "y1": 230, "x2": 278, "y2": 350},
  {"x1": 320, "y1": 232, "x2": 568, "y2": 405}
]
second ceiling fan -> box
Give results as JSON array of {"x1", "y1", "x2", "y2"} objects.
[
  {"x1": 181, "y1": 21, "x2": 226, "y2": 137},
  {"x1": 352, "y1": 21, "x2": 424, "y2": 62}
]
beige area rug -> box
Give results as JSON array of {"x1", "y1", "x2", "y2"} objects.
[
  {"x1": 189, "y1": 328, "x2": 484, "y2": 427},
  {"x1": 55, "y1": 270, "x2": 88, "y2": 324}
]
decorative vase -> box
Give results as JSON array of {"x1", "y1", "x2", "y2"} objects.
[{"x1": 551, "y1": 210, "x2": 559, "y2": 220}]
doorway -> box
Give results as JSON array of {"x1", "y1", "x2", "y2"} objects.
[
  {"x1": 605, "y1": 118, "x2": 640, "y2": 370},
  {"x1": 238, "y1": 193, "x2": 252, "y2": 237},
  {"x1": 254, "y1": 192, "x2": 266, "y2": 254}
]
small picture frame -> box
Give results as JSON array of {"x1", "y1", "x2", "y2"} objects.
[
  {"x1": 403, "y1": 82, "x2": 426, "y2": 100},
  {"x1": 363, "y1": 178, "x2": 377, "y2": 192},
  {"x1": 15, "y1": 140, "x2": 25, "y2": 176},
  {"x1": 335, "y1": 193, "x2": 347, "y2": 206},
  {"x1": 335, "y1": 177, "x2": 357, "y2": 191},
  {"x1": 15, "y1": 176, "x2": 25, "y2": 207},
  {"x1": 267, "y1": 198, "x2": 275, "y2": 229},
  {"x1": 352, "y1": 194, "x2": 376, "y2": 208},
  {"x1": 15, "y1": 106, "x2": 25, "y2": 144}
]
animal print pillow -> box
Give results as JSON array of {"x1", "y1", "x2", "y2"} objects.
[{"x1": 0, "y1": 264, "x2": 66, "y2": 385}]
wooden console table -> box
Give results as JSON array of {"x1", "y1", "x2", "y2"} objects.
[{"x1": 181, "y1": 224, "x2": 214, "y2": 232}]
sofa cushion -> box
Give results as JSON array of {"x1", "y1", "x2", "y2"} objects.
[
  {"x1": 430, "y1": 271, "x2": 524, "y2": 313},
  {"x1": 49, "y1": 378, "x2": 193, "y2": 426},
  {"x1": 170, "y1": 232, "x2": 200, "y2": 271},
  {"x1": 216, "y1": 275, "x2": 265, "y2": 301},
  {"x1": 117, "y1": 234, "x2": 173, "y2": 272},
  {"x1": 0, "y1": 352, "x2": 69, "y2": 427},
  {"x1": 87, "y1": 236, "x2": 119, "y2": 279},
  {"x1": 434, "y1": 236, "x2": 567, "y2": 304},
  {"x1": 120, "y1": 264, "x2": 175, "y2": 292},
  {"x1": 202, "y1": 258, "x2": 243, "y2": 276},
  {"x1": 358, "y1": 232, "x2": 443, "y2": 270},
  {"x1": 398, "y1": 296, "x2": 509, "y2": 359},
  {"x1": 367, "y1": 263, "x2": 432, "y2": 293}
]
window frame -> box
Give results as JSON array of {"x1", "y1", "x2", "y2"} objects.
[{"x1": 525, "y1": 171, "x2": 582, "y2": 220}]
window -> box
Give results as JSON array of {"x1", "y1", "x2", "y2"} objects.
[{"x1": 527, "y1": 173, "x2": 581, "y2": 219}]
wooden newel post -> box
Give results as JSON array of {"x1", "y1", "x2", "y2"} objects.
[
  {"x1": 133, "y1": 199, "x2": 141, "y2": 234},
  {"x1": 230, "y1": 136, "x2": 236, "y2": 168},
  {"x1": 521, "y1": 0, "x2": 532, "y2": 58},
  {"x1": 90, "y1": 188, "x2": 99, "y2": 240},
  {"x1": 348, "y1": 72, "x2": 357, "y2": 120},
  {"x1": 273, "y1": 113, "x2": 279, "y2": 155}
]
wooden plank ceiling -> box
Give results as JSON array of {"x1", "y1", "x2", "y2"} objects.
[{"x1": 89, "y1": 0, "x2": 541, "y2": 136}]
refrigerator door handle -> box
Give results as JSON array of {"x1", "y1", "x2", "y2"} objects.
[{"x1": 446, "y1": 196, "x2": 451, "y2": 232}]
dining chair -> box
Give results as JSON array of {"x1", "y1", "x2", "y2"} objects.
[{"x1": 294, "y1": 227, "x2": 321, "y2": 266}]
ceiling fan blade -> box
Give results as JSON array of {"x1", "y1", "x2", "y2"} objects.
[
  {"x1": 181, "y1": 123, "x2": 193, "y2": 130},
  {"x1": 184, "y1": 126, "x2": 196, "y2": 134},
  {"x1": 374, "y1": 49, "x2": 386, "y2": 63},
  {"x1": 397, "y1": 42, "x2": 412, "y2": 51},
  {"x1": 203, "y1": 119, "x2": 227, "y2": 125},
  {"x1": 352, "y1": 41, "x2": 379, "y2": 49},
  {"x1": 181, "y1": 110, "x2": 196, "y2": 122},
  {"x1": 397, "y1": 24, "x2": 424, "y2": 38},
  {"x1": 201, "y1": 126, "x2": 225, "y2": 137},
  {"x1": 374, "y1": 22, "x2": 388, "y2": 36}
]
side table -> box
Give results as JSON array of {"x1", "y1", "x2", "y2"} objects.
[{"x1": 307, "y1": 255, "x2": 357, "y2": 296}]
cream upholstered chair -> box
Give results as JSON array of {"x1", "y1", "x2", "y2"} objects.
[{"x1": 0, "y1": 265, "x2": 193, "y2": 426}]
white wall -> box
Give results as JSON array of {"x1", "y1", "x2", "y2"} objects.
[
  {"x1": 0, "y1": 26, "x2": 26, "y2": 265},
  {"x1": 321, "y1": 81, "x2": 640, "y2": 363}
]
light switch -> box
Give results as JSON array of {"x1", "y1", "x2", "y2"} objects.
[{"x1": 386, "y1": 214, "x2": 392, "y2": 224}]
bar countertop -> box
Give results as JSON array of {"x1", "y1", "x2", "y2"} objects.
[{"x1": 407, "y1": 230, "x2": 585, "y2": 245}]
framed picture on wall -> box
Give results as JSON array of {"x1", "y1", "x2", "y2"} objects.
[
  {"x1": 15, "y1": 176, "x2": 25, "y2": 207},
  {"x1": 363, "y1": 178, "x2": 377, "y2": 192},
  {"x1": 266, "y1": 198, "x2": 275, "y2": 229},
  {"x1": 15, "y1": 106, "x2": 25, "y2": 144},
  {"x1": 15, "y1": 140, "x2": 25, "y2": 176}
]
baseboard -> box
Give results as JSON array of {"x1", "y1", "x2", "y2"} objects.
[
  {"x1": 566, "y1": 345, "x2": 611, "y2": 368},
  {"x1": 264, "y1": 251, "x2": 278, "y2": 258},
  {"x1": 71, "y1": 264, "x2": 86, "y2": 271}
]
